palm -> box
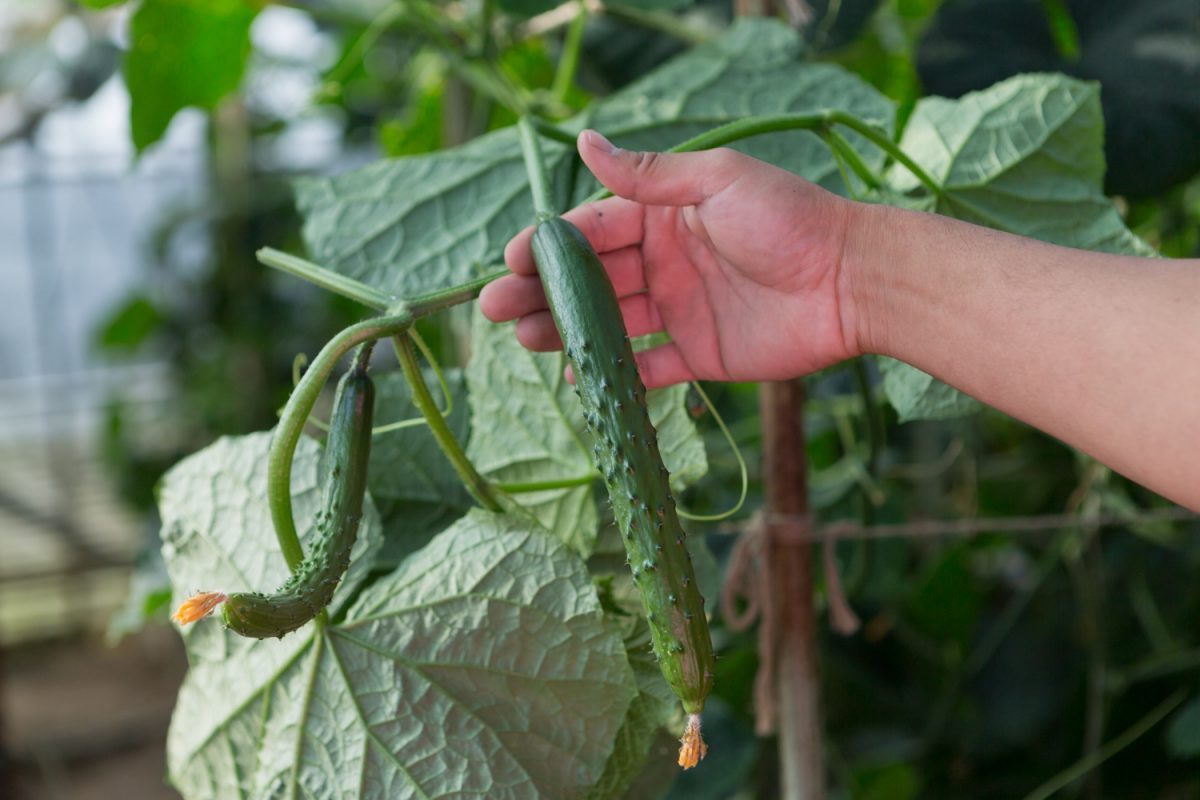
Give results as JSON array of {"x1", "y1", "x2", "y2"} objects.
[
  {"x1": 638, "y1": 176, "x2": 852, "y2": 381},
  {"x1": 480, "y1": 138, "x2": 858, "y2": 388}
]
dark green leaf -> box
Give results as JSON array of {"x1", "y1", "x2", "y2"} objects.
[
  {"x1": 125, "y1": 0, "x2": 257, "y2": 152},
  {"x1": 296, "y1": 19, "x2": 893, "y2": 300},
  {"x1": 95, "y1": 295, "x2": 164, "y2": 352},
  {"x1": 905, "y1": 545, "x2": 980, "y2": 648},
  {"x1": 1166, "y1": 696, "x2": 1200, "y2": 759},
  {"x1": 494, "y1": 0, "x2": 560, "y2": 18},
  {"x1": 366, "y1": 369, "x2": 475, "y2": 567}
]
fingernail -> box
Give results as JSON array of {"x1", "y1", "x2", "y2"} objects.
[{"x1": 581, "y1": 129, "x2": 618, "y2": 154}]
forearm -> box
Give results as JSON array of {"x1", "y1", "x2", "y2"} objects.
[{"x1": 846, "y1": 203, "x2": 1200, "y2": 509}]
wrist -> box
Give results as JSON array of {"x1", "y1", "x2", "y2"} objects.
[{"x1": 837, "y1": 201, "x2": 898, "y2": 359}]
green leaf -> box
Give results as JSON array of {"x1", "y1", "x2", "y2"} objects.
[
  {"x1": 587, "y1": 624, "x2": 680, "y2": 799},
  {"x1": 890, "y1": 73, "x2": 1153, "y2": 255},
  {"x1": 95, "y1": 294, "x2": 164, "y2": 353},
  {"x1": 856, "y1": 762, "x2": 922, "y2": 800},
  {"x1": 296, "y1": 18, "x2": 893, "y2": 300},
  {"x1": 367, "y1": 369, "x2": 475, "y2": 567},
  {"x1": 905, "y1": 545, "x2": 980, "y2": 648},
  {"x1": 583, "y1": 18, "x2": 894, "y2": 192},
  {"x1": 1166, "y1": 696, "x2": 1200, "y2": 759},
  {"x1": 881, "y1": 72, "x2": 1154, "y2": 421},
  {"x1": 297, "y1": 124, "x2": 567, "y2": 299},
  {"x1": 125, "y1": 0, "x2": 257, "y2": 152},
  {"x1": 162, "y1": 456, "x2": 638, "y2": 800},
  {"x1": 467, "y1": 311, "x2": 707, "y2": 556},
  {"x1": 879, "y1": 358, "x2": 980, "y2": 423}
]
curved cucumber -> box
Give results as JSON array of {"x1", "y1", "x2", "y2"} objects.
[
  {"x1": 222, "y1": 363, "x2": 375, "y2": 639},
  {"x1": 531, "y1": 217, "x2": 714, "y2": 755}
]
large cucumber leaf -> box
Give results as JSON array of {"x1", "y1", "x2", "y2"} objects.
[
  {"x1": 296, "y1": 18, "x2": 893, "y2": 301},
  {"x1": 881, "y1": 73, "x2": 1155, "y2": 422},
  {"x1": 160, "y1": 436, "x2": 636, "y2": 799}
]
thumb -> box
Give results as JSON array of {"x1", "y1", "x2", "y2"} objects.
[{"x1": 577, "y1": 129, "x2": 743, "y2": 207}]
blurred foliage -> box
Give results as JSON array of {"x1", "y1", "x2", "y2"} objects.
[{"x1": 0, "y1": 0, "x2": 1191, "y2": 796}]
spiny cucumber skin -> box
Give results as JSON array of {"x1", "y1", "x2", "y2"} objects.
[
  {"x1": 531, "y1": 217, "x2": 714, "y2": 714},
  {"x1": 222, "y1": 366, "x2": 375, "y2": 639}
]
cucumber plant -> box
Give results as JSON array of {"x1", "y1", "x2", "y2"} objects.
[{"x1": 146, "y1": 14, "x2": 1162, "y2": 799}]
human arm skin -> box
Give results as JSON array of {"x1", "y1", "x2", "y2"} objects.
[
  {"x1": 480, "y1": 130, "x2": 1200, "y2": 509},
  {"x1": 847, "y1": 203, "x2": 1200, "y2": 510}
]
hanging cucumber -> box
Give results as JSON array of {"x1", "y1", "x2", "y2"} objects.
[
  {"x1": 173, "y1": 358, "x2": 375, "y2": 639},
  {"x1": 530, "y1": 215, "x2": 715, "y2": 768}
]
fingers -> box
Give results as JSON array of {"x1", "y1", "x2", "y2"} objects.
[
  {"x1": 577, "y1": 129, "x2": 746, "y2": 207},
  {"x1": 513, "y1": 293, "x2": 664, "y2": 352},
  {"x1": 566, "y1": 344, "x2": 695, "y2": 390},
  {"x1": 504, "y1": 196, "x2": 645, "y2": 276},
  {"x1": 482, "y1": 246, "x2": 646, "y2": 322}
]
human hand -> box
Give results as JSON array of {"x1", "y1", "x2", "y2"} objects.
[{"x1": 479, "y1": 130, "x2": 866, "y2": 388}]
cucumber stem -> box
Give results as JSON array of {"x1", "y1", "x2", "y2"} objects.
[
  {"x1": 269, "y1": 313, "x2": 412, "y2": 572},
  {"x1": 551, "y1": 2, "x2": 587, "y2": 104},
  {"x1": 497, "y1": 474, "x2": 596, "y2": 493},
  {"x1": 392, "y1": 332, "x2": 503, "y2": 512},
  {"x1": 518, "y1": 116, "x2": 556, "y2": 217},
  {"x1": 582, "y1": 111, "x2": 944, "y2": 204},
  {"x1": 402, "y1": 270, "x2": 509, "y2": 317},
  {"x1": 257, "y1": 247, "x2": 394, "y2": 310}
]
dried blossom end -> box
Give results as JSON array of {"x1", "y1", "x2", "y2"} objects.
[
  {"x1": 173, "y1": 591, "x2": 228, "y2": 625},
  {"x1": 677, "y1": 713, "x2": 707, "y2": 769}
]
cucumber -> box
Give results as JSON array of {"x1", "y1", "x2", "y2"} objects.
[
  {"x1": 530, "y1": 216, "x2": 714, "y2": 767},
  {"x1": 185, "y1": 362, "x2": 375, "y2": 639}
]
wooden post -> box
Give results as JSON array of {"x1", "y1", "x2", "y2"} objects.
[{"x1": 759, "y1": 380, "x2": 824, "y2": 799}]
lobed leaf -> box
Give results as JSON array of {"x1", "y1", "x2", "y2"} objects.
[
  {"x1": 160, "y1": 436, "x2": 637, "y2": 800},
  {"x1": 296, "y1": 18, "x2": 894, "y2": 301}
]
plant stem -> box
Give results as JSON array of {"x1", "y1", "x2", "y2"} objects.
[
  {"x1": 824, "y1": 128, "x2": 882, "y2": 192},
  {"x1": 676, "y1": 381, "x2": 748, "y2": 522},
  {"x1": 518, "y1": 116, "x2": 556, "y2": 217},
  {"x1": 603, "y1": 2, "x2": 714, "y2": 44},
  {"x1": 582, "y1": 111, "x2": 943, "y2": 205},
  {"x1": 850, "y1": 358, "x2": 883, "y2": 476},
  {"x1": 402, "y1": 269, "x2": 509, "y2": 317},
  {"x1": 269, "y1": 313, "x2": 412, "y2": 571},
  {"x1": 392, "y1": 333, "x2": 502, "y2": 511},
  {"x1": 531, "y1": 119, "x2": 578, "y2": 146},
  {"x1": 257, "y1": 248, "x2": 393, "y2": 310},
  {"x1": 497, "y1": 474, "x2": 597, "y2": 493},
  {"x1": 1019, "y1": 690, "x2": 1187, "y2": 800},
  {"x1": 552, "y1": 1, "x2": 587, "y2": 103}
]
